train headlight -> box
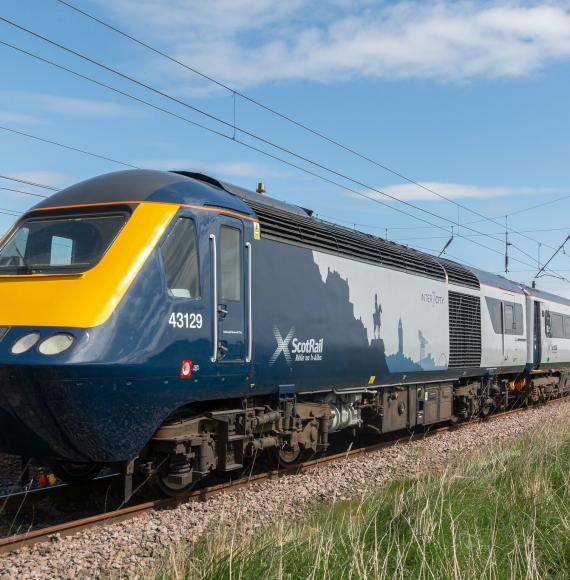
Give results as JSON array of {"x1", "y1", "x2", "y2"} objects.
[
  {"x1": 11, "y1": 332, "x2": 41, "y2": 354},
  {"x1": 38, "y1": 333, "x2": 75, "y2": 355}
]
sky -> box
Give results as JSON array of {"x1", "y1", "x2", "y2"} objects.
[{"x1": 1, "y1": 0, "x2": 570, "y2": 295}]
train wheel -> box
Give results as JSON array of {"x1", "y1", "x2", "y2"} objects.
[
  {"x1": 50, "y1": 462, "x2": 101, "y2": 485},
  {"x1": 151, "y1": 474, "x2": 197, "y2": 497},
  {"x1": 150, "y1": 456, "x2": 197, "y2": 497},
  {"x1": 272, "y1": 444, "x2": 308, "y2": 468}
]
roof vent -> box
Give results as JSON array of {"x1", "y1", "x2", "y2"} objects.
[{"x1": 256, "y1": 181, "x2": 266, "y2": 194}]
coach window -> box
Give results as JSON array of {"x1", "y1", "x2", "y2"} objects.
[
  {"x1": 550, "y1": 313, "x2": 564, "y2": 339},
  {"x1": 220, "y1": 226, "x2": 242, "y2": 301},
  {"x1": 161, "y1": 217, "x2": 201, "y2": 299}
]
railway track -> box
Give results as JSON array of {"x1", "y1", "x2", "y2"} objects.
[{"x1": 0, "y1": 397, "x2": 568, "y2": 556}]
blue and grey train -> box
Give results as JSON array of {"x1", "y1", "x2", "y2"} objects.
[{"x1": 0, "y1": 169, "x2": 567, "y2": 495}]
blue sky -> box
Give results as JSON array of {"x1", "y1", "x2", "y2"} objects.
[{"x1": 1, "y1": 0, "x2": 570, "y2": 294}]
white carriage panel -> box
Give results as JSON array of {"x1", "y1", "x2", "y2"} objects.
[
  {"x1": 312, "y1": 251, "x2": 450, "y2": 370},
  {"x1": 480, "y1": 284, "x2": 505, "y2": 368},
  {"x1": 501, "y1": 291, "x2": 527, "y2": 367},
  {"x1": 525, "y1": 295, "x2": 534, "y2": 365},
  {"x1": 480, "y1": 284, "x2": 526, "y2": 368}
]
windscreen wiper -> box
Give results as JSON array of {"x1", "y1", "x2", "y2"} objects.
[{"x1": 13, "y1": 245, "x2": 36, "y2": 274}]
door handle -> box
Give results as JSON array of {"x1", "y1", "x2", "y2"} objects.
[
  {"x1": 217, "y1": 304, "x2": 228, "y2": 318},
  {"x1": 209, "y1": 234, "x2": 218, "y2": 363},
  {"x1": 246, "y1": 242, "x2": 252, "y2": 363},
  {"x1": 217, "y1": 340, "x2": 229, "y2": 358}
]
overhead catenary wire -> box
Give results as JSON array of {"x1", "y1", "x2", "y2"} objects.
[
  {"x1": 1, "y1": 40, "x2": 565, "y2": 279},
  {"x1": 320, "y1": 198, "x2": 570, "y2": 235},
  {"x1": 536, "y1": 234, "x2": 570, "y2": 279},
  {"x1": 319, "y1": 212, "x2": 566, "y2": 256},
  {"x1": 0, "y1": 174, "x2": 56, "y2": 192},
  {"x1": 0, "y1": 126, "x2": 140, "y2": 169},
  {"x1": 0, "y1": 185, "x2": 47, "y2": 199},
  {"x1": 0, "y1": 25, "x2": 563, "y2": 278},
  {"x1": 0, "y1": 17, "x2": 556, "y2": 254},
  {"x1": 0, "y1": 38, "x2": 559, "y2": 277},
  {"x1": 0, "y1": 206, "x2": 23, "y2": 216},
  {"x1": 51, "y1": 0, "x2": 560, "y2": 254},
  {"x1": 463, "y1": 194, "x2": 570, "y2": 227},
  {"x1": 0, "y1": 43, "x2": 477, "y2": 237}
]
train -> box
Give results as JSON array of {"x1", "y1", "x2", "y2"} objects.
[{"x1": 0, "y1": 169, "x2": 568, "y2": 497}]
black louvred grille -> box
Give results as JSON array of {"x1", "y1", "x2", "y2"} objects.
[
  {"x1": 248, "y1": 201, "x2": 446, "y2": 282},
  {"x1": 448, "y1": 291, "x2": 481, "y2": 368}
]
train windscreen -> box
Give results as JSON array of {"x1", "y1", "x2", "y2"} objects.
[{"x1": 0, "y1": 211, "x2": 128, "y2": 274}]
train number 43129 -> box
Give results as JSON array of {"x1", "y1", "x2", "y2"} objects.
[{"x1": 169, "y1": 312, "x2": 203, "y2": 329}]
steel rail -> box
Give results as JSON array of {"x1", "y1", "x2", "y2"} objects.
[{"x1": 0, "y1": 397, "x2": 568, "y2": 556}]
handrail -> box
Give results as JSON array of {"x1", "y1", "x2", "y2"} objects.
[
  {"x1": 209, "y1": 234, "x2": 218, "y2": 362},
  {"x1": 245, "y1": 242, "x2": 253, "y2": 363}
]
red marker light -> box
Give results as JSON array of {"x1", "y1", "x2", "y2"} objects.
[{"x1": 180, "y1": 360, "x2": 193, "y2": 378}]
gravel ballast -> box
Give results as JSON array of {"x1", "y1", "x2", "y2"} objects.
[{"x1": 1, "y1": 400, "x2": 569, "y2": 579}]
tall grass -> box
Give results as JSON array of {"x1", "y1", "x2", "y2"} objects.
[{"x1": 155, "y1": 424, "x2": 570, "y2": 579}]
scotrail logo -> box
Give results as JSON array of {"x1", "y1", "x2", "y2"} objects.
[{"x1": 269, "y1": 326, "x2": 324, "y2": 365}]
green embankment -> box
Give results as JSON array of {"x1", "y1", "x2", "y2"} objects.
[{"x1": 157, "y1": 424, "x2": 570, "y2": 579}]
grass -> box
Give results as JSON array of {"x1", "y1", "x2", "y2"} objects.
[{"x1": 154, "y1": 423, "x2": 570, "y2": 580}]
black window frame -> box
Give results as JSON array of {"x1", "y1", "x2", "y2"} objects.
[
  {"x1": 545, "y1": 309, "x2": 569, "y2": 339},
  {"x1": 0, "y1": 208, "x2": 130, "y2": 275},
  {"x1": 551, "y1": 313, "x2": 563, "y2": 338},
  {"x1": 564, "y1": 316, "x2": 570, "y2": 339},
  {"x1": 159, "y1": 216, "x2": 201, "y2": 301}
]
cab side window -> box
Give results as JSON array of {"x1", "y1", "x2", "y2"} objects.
[
  {"x1": 161, "y1": 217, "x2": 201, "y2": 299},
  {"x1": 547, "y1": 311, "x2": 566, "y2": 339},
  {"x1": 551, "y1": 313, "x2": 564, "y2": 338},
  {"x1": 220, "y1": 226, "x2": 242, "y2": 301}
]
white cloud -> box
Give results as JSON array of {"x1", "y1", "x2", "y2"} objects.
[
  {"x1": 368, "y1": 182, "x2": 566, "y2": 202},
  {"x1": 96, "y1": 1, "x2": 570, "y2": 88},
  {"x1": 4, "y1": 171, "x2": 69, "y2": 187},
  {"x1": 1, "y1": 92, "x2": 142, "y2": 118},
  {"x1": 32, "y1": 94, "x2": 140, "y2": 117},
  {"x1": 0, "y1": 111, "x2": 43, "y2": 125}
]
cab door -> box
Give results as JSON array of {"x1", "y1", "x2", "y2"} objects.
[
  {"x1": 533, "y1": 300, "x2": 542, "y2": 367},
  {"x1": 211, "y1": 217, "x2": 246, "y2": 362},
  {"x1": 501, "y1": 293, "x2": 525, "y2": 365},
  {"x1": 501, "y1": 293, "x2": 514, "y2": 362}
]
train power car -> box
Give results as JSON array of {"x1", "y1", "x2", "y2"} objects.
[{"x1": 0, "y1": 169, "x2": 567, "y2": 496}]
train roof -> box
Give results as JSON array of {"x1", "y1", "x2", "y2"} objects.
[
  {"x1": 521, "y1": 285, "x2": 570, "y2": 307},
  {"x1": 32, "y1": 169, "x2": 255, "y2": 216},
  {"x1": 467, "y1": 269, "x2": 570, "y2": 307},
  {"x1": 27, "y1": 169, "x2": 469, "y2": 287},
  {"x1": 469, "y1": 269, "x2": 524, "y2": 294}
]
